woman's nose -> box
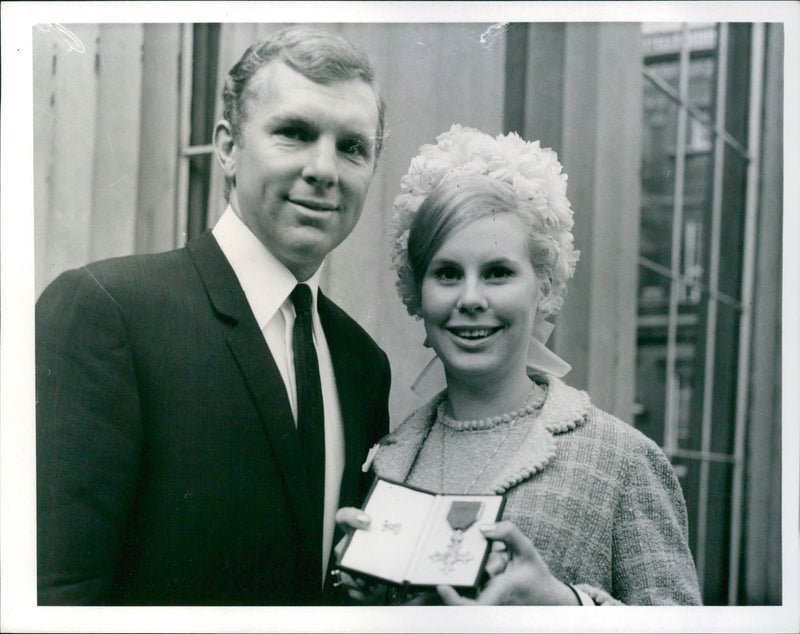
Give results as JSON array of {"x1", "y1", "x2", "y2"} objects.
[
  {"x1": 456, "y1": 278, "x2": 488, "y2": 313},
  {"x1": 302, "y1": 137, "x2": 338, "y2": 188}
]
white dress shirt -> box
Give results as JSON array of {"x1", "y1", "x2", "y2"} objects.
[{"x1": 213, "y1": 207, "x2": 344, "y2": 585}]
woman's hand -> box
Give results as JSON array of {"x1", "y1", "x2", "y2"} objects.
[
  {"x1": 437, "y1": 521, "x2": 579, "y2": 606},
  {"x1": 332, "y1": 507, "x2": 387, "y2": 604}
]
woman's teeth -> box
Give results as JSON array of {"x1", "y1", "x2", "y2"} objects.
[{"x1": 450, "y1": 327, "x2": 498, "y2": 339}]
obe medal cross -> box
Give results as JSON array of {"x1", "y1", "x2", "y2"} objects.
[{"x1": 430, "y1": 500, "x2": 484, "y2": 574}]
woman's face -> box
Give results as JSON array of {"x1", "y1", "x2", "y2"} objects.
[{"x1": 420, "y1": 213, "x2": 545, "y2": 387}]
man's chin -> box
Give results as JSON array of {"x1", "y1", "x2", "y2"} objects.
[{"x1": 279, "y1": 239, "x2": 336, "y2": 280}]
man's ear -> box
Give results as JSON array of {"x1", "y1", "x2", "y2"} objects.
[{"x1": 213, "y1": 120, "x2": 237, "y2": 179}]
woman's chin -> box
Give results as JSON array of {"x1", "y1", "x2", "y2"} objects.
[{"x1": 442, "y1": 359, "x2": 514, "y2": 386}]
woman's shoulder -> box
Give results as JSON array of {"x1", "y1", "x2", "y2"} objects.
[
  {"x1": 543, "y1": 376, "x2": 657, "y2": 444},
  {"x1": 545, "y1": 376, "x2": 671, "y2": 470},
  {"x1": 583, "y1": 404, "x2": 665, "y2": 456},
  {"x1": 575, "y1": 403, "x2": 680, "y2": 491}
]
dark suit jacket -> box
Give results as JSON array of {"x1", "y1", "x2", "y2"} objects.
[{"x1": 36, "y1": 231, "x2": 391, "y2": 605}]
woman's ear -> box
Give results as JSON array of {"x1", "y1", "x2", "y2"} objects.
[
  {"x1": 537, "y1": 277, "x2": 553, "y2": 306},
  {"x1": 213, "y1": 120, "x2": 238, "y2": 178},
  {"x1": 534, "y1": 276, "x2": 554, "y2": 321}
]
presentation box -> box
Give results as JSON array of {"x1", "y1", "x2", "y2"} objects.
[{"x1": 339, "y1": 478, "x2": 505, "y2": 588}]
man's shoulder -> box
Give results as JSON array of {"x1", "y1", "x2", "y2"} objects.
[
  {"x1": 90, "y1": 245, "x2": 192, "y2": 278},
  {"x1": 54, "y1": 246, "x2": 188, "y2": 284},
  {"x1": 38, "y1": 246, "x2": 196, "y2": 314}
]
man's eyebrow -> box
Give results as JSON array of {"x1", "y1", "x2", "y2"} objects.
[{"x1": 268, "y1": 115, "x2": 314, "y2": 130}]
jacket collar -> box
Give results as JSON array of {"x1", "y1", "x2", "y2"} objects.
[
  {"x1": 372, "y1": 375, "x2": 591, "y2": 494},
  {"x1": 186, "y1": 231, "x2": 319, "y2": 549}
]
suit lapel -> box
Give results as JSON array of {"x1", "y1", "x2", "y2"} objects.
[
  {"x1": 186, "y1": 232, "x2": 317, "y2": 544},
  {"x1": 318, "y1": 294, "x2": 368, "y2": 509}
]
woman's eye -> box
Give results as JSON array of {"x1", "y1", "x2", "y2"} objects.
[
  {"x1": 486, "y1": 266, "x2": 514, "y2": 280},
  {"x1": 431, "y1": 267, "x2": 461, "y2": 282}
]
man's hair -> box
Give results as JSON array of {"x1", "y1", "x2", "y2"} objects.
[{"x1": 221, "y1": 26, "x2": 385, "y2": 152}]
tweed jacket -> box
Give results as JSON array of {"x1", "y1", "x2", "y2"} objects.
[{"x1": 370, "y1": 375, "x2": 702, "y2": 605}]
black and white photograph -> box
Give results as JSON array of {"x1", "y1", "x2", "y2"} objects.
[{"x1": 1, "y1": 1, "x2": 798, "y2": 632}]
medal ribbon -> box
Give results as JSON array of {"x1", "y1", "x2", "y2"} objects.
[{"x1": 447, "y1": 500, "x2": 483, "y2": 532}]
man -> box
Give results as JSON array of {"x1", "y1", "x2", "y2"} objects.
[{"x1": 36, "y1": 27, "x2": 390, "y2": 606}]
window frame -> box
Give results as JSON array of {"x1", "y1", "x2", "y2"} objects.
[{"x1": 637, "y1": 22, "x2": 765, "y2": 604}]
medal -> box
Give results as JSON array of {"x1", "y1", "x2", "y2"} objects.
[{"x1": 429, "y1": 500, "x2": 484, "y2": 574}]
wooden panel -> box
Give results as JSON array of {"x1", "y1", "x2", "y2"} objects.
[
  {"x1": 89, "y1": 24, "x2": 144, "y2": 261},
  {"x1": 591, "y1": 24, "x2": 642, "y2": 422},
  {"x1": 555, "y1": 23, "x2": 642, "y2": 422},
  {"x1": 744, "y1": 22, "x2": 783, "y2": 606},
  {"x1": 33, "y1": 27, "x2": 58, "y2": 295},
  {"x1": 36, "y1": 24, "x2": 99, "y2": 294},
  {"x1": 522, "y1": 23, "x2": 565, "y2": 150},
  {"x1": 136, "y1": 24, "x2": 182, "y2": 254},
  {"x1": 553, "y1": 25, "x2": 598, "y2": 393}
]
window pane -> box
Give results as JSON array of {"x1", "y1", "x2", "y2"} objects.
[
  {"x1": 640, "y1": 86, "x2": 677, "y2": 305},
  {"x1": 633, "y1": 327, "x2": 667, "y2": 446},
  {"x1": 703, "y1": 461, "x2": 735, "y2": 605},
  {"x1": 672, "y1": 456, "x2": 698, "y2": 547},
  {"x1": 647, "y1": 57, "x2": 681, "y2": 91},
  {"x1": 185, "y1": 24, "x2": 221, "y2": 239},
  {"x1": 190, "y1": 24, "x2": 221, "y2": 147},
  {"x1": 718, "y1": 149, "x2": 748, "y2": 301},
  {"x1": 708, "y1": 302, "x2": 741, "y2": 455}
]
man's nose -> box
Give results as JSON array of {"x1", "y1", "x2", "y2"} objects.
[
  {"x1": 456, "y1": 277, "x2": 488, "y2": 313},
  {"x1": 302, "y1": 137, "x2": 338, "y2": 189}
]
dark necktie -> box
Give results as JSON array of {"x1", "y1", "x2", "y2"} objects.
[{"x1": 290, "y1": 284, "x2": 325, "y2": 569}]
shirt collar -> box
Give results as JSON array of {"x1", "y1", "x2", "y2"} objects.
[{"x1": 212, "y1": 206, "x2": 323, "y2": 329}]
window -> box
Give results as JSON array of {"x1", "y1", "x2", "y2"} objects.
[
  {"x1": 635, "y1": 23, "x2": 764, "y2": 605},
  {"x1": 177, "y1": 23, "x2": 221, "y2": 243}
]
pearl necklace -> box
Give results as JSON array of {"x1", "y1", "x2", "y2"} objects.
[{"x1": 439, "y1": 383, "x2": 547, "y2": 493}]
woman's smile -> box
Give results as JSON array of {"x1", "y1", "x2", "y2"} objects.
[
  {"x1": 445, "y1": 324, "x2": 504, "y2": 343},
  {"x1": 420, "y1": 213, "x2": 545, "y2": 385}
]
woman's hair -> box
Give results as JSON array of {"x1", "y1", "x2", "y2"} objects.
[
  {"x1": 391, "y1": 125, "x2": 579, "y2": 318},
  {"x1": 406, "y1": 175, "x2": 559, "y2": 314}
]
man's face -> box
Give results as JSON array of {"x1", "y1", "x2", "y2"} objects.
[{"x1": 226, "y1": 60, "x2": 379, "y2": 281}]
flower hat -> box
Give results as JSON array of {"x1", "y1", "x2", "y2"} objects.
[{"x1": 390, "y1": 124, "x2": 580, "y2": 319}]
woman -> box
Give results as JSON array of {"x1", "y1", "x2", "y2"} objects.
[{"x1": 336, "y1": 125, "x2": 701, "y2": 605}]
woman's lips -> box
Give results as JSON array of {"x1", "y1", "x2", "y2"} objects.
[{"x1": 446, "y1": 325, "x2": 503, "y2": 341}]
